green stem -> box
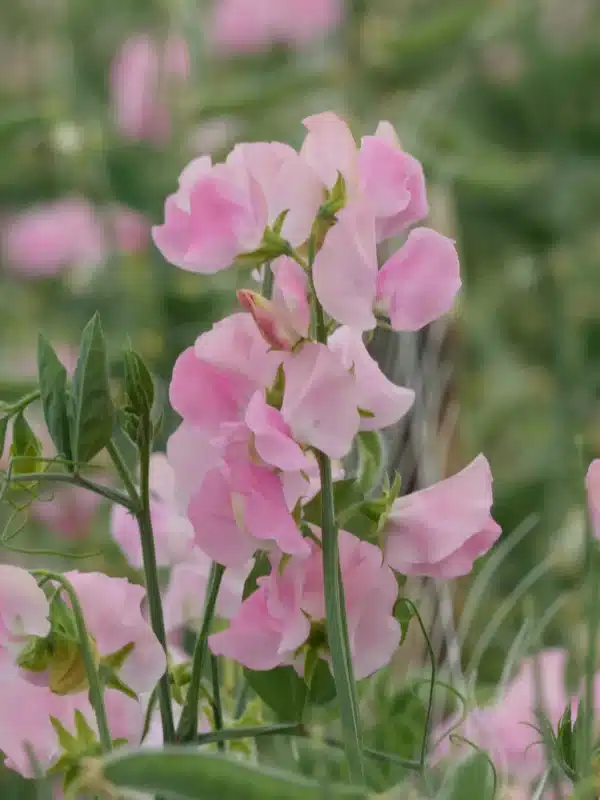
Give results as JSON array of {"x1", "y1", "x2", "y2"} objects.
[
  {"x1": 105, "y1": 439, "x2": 141, "y2": 510},
  {"x1": 261, "y1": 261, "x2": 274, "y2": 299},
  {"x1": 4, "y1": 389, "x2": 41, "y2": 416},
  {"x1": 5, "y1": 471, "x2": 137, "y2": 512},
  {"x1": 31, "y1": 570, "x2": 112, "y2": 752},
  {"x1": 210, "y1": 655, "x2": 225, "y2": 752},
  {"x1": 317, "y1": 450, "x2": 365, "y2": 783},
  {"x1": 136, "y1": 435, "x2": 176, "y2": 744},
  {"x1": 582, "y1": 493, "x2": 600, "y2": 780},
  {"x1": 177, "y1": 563, "x2": 225, "y2": 742}
]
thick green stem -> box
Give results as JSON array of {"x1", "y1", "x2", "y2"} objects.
[
  {"x1": 31, "y1": 570, "x2": 112, "y2": 752},
  {"x1": 137, "y1": 436, "x2": 176, "y2": 744},
  {"x1": 105, "y1": 439, "x2": 141, "y2": 511},
  {"x1": 177, "y1": 563, "x2": 225, "y2": 742},
  {"x1": 4, "y1": 389, "x2": 41, "y2": 416}
]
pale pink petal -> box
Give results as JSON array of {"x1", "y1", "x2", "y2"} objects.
[
  {"x1": 166, "y1": 423, "x2": 222, "y2": 514},
  {"x1": 301, "y1": 111, "x2": 358, "y2": 189},
  {"x1": 313, "y1": 202, "x2": 378, "y2": 331},
  {"x1": 376, "y1": 228, "x2": 461, "y2": 332},
  {"x1": 271, "y1": 256, "x2": 311, "y2": 338},
  {"x1": 281, "y1": 342, "x2": 360, "y2": 459},
  {"x1": 188, "y1": 467, "x2": 257, "y2": 568},
  {"x1": 245, "y1": 391, "x2": 311, "y2": 471},
  {"x1": 586, "y1": 459, "x2": 600, "y2": 539},
  {"x1": 384, "y1": 455, "x2": 501, "y2": 577},
  {"x1": 328, "y1": 327, "x2": 415, "y2": 430},
  {"x1": 0, "y1": 565, "x2": 50, "y2": 647},
  {"x1": 359, "y1": 125, "x2": 428, "y2": 241}
]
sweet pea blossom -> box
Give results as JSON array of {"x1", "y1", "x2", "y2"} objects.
[
  {"x1": 434, "y1": 649, "x2": 600, "y2": 788},
  {"x1": 210, "y1": 529, "x2": 400, "y2": 679},
  {"x1": 2, "y1": 198, "x2": 105, "y2": 279},
  {"x1": 384, "y1": 455, "x2": 501, "y2": 578},
  {"x1": 163, "y1": 546, "x2": 251, "y2": 631},
  {"x1": 110, "y1": 34, "x2": 189, "y2": 143},
  {"x1": 211, "y1": 0, "x2": 343, "y2": 54},
  {"x1": 0, "y1": 565, "x2": 49, "y2": 678},
  {"x1": 586, "y1": 459, "x2": 600, "y2": 538},
  {"x1": 110, "y1": 452, "x2": 194, "y2": 568}
]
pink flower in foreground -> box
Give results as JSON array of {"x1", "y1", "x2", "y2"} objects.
[
  {"x1": 210, "y1": 529, "x2": 400, "y2": 679},
  {"x1": 0, "y1": 676, "x2": 144, "y2": 777},
  {"x1": 65, "y1": 571, "x2": 166, "y2": 694},
  {"x1": 384, "y1": 455, "x2": 501, "y2": 578},
  {"x1": 328, "y1": 326, "x2": 415, "y2": 431},
  {"x1": 2, "y1": 198, "x2": 105, "y2": 279},
  {"x1": 0, "y1": 566, "x2": 49, "y2": 678},
  {"x1": 586, "y1": 459, "x2": 600, "y2": 538},
  {"x1": 163, "y1": 546, "x2": 251, "y2": 631},
  {"x1": 211, "y1": 0, "x2": 343, "y2": 54},
  {"x1": 110, "y1": 34, "x2": 189, "y2": 143},
  {"x1": 359, "y1": 121, "x2": 429, "y2": 242},
  {"x1": 110, "y1": 453, "x2": 194, "y2": 568},
  {"x1": 375, "y1": 227, "x2": 461, "y2": 332}
]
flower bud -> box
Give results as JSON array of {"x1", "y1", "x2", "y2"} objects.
[{"x1": 237, "y1": 289, "x2": 302, "y2": 351}]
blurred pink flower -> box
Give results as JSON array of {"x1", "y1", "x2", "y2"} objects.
[
  {"x1": 384, "y1": 455, "x2": 501, "y2": 578},
  {"x1": 2, "y1": 198, "x2": 105, "y2": 279},
  {"x1": 110, "y1": 34, "x2": 189, "y2": 143},
  {"x1": 0, "y1": 565, "x2": 49, "y2": 680},
  {"x1": 209, "y1": 528, "x2": 400, "y2": 679},
  {"x1": 211, "y1": 0, "x2": 343, "y2": 53},
  {"x1": 586, "y1": 459, "x2": 600, "y2": 538},
  {"x1": 109, "y1": 206, "x2": 151, "y2": 253}
]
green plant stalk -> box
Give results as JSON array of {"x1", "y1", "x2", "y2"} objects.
[
  {"x1": 136, "y1": 435, "x2": 176, "y2": 744},
  {"x1": 3, "y1": 389, "x2": 41, "y2": 416},
  {"x1": 313, "y1": 298, "x2": 364, "y2": 784},
  {"x1": 177, "y1": 563, "x2": 225, "y2": 742},
  {"x1": 105, "y1": 439, "x2": 141, "y2": 511},
  {"x1": 210, "y1": 655, "x2": 225, "y2": 752},
  {"x1": 31, "y1": 570, "x2": 112, "y2": 752},
  {"x1": 582, "y1": 506, "x2": 600, "y2": 781}
]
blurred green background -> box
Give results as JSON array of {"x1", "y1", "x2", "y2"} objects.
[{"x1": 2, "y1": 0, "x2": 600, "y2": 794}]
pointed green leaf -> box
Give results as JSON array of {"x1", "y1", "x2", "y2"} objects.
[
  {"x1": 9, "y1": 411, "x2": 43, "y2": 479},
  {"x1": 244, "y1": 666, "x2": 307, "y2": 721},
  {"x1": 49, "y1": 716, "x2": 77, "y2": 752},
  {"x1": 69, "y1": 313, "x2": 114, "y2": 464},
  {"x1": 74, "y1": 710, "x2": 97, "y2": 747},
  {"x1": 0, "y1": 416, "x2": 9, "y2": 459},
  {"x1": 394, "y1": 598, "x2": 416, "y2": 641},
  {"x1": 37, "y1": 334, "x2": 72, "y2": 461},
  {"x1": 356, "y1": 431, "x2": 384, "y2": 495},
  {"x1": 123, "y1": 348, "x2": 154, "y2": 420},
  {"x1": 102, "y1": 748, "x2": 367, "y2": 799},
  {"x1": 440, "y1": 751, "x2": 496, "y2": 800}
]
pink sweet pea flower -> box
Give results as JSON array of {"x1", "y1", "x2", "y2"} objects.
[
  {"x1": 163, "y1": 546, "x2": 251, "y2": 631},
  {"x1": 312, "y1": 201, "x2": 378, "y2": 331},
  {"x1": 169, "y1": 313, "x2": 281, "y2": 431},
  {"x1": 110, "y1": 34, "x2": 189, "y2": 143},
  {"x1": 358, "y1": 121, "x2": 429, "y2": 242},
  {"x1": 0, "y1": 565, "x2": 49, "y2": 678},
  {"x1": 237, "y1": 257, "x2": 310, "y2": 351},
  {"x1": 65, "y1": 571, "x2": 166, "y2": 695},
  {"x1": 300, "y1": 111, "x2": 359, "y2": 191},
  {"x1": 434, "y1": 649, "x2": 600, "y2": 788},
  {"x1": 210, "y1": 529, "x2": 400, "y2": 679},
  {"x1": 211, "y1": 0, "x2": 342, "y2": 54},
  {"x1": 375, "y1": 227, "x2": 461, "y2": 332},
  {"x1": 2, "y1": 198, "x2": 105, "y2": 279},
  {"x1": 110, "y1": 453, "x2": 194, "y2": 568},
  {"x1": 152, "y1": 156, "x2": 267, "y2": 272},
  {"x1": 586, "y1": 459, "x2": 600, "y2": 538},
  {"x1": 109, "y1": 206, "x2": 151, "y2": 253},
  {"x1": 227, "y1": 142, "x2": 323, "y2": 247},
  {"x1": 281, "y1": 341, "x2": 360, "y2": 459},
  {"x1": 328, "y1": 326, "x2": 415, "y2": 431},
  {"x1": 31, "y1": 484, "x2": 101, "y2": 540},
  {"x1": 384, "y1": 455, "x2": 501, "y2": 578},
  {"x1": 245, "y1": 391, "x2": 312, "y2": 472}
]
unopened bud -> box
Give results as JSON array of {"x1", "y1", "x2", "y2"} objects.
[{"x1": 237, "y1": 289, "x2": 302, "y2": 351}]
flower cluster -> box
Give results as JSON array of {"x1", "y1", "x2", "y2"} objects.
[{"x1": 153, "y1": 112, "x2": 501, "y2": 677}]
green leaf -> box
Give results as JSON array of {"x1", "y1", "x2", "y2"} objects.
[
  {"x1": 102, "y1": 748, "x2": 367, "y2": 799},
  {"x1": 244, "y1": 666, "x2": 308, "y2": 721},
  {"x1": 9, "y1": 411, "x2": 43, "y2": 478},
  {"x1": 439, "y1": 751, "x2": 496, "y2": 800},
  {"x1": 68, "y1": 313, "x2": 114, "y2": 464},
  {"x1": 0, "y1": 415, "x2": 9, "y2": 459},
  {"x1": 37, "y1": 334, "x2": 72, "y2": 461},
  {"x1": 123, "y1": 348, "x2": 155, "y2": 420},
  {"x1": 394, "y1": 598, "x2": 416, "y2": 641},
  {"x1": 356, "y1": 431, "x2": 385, "y2": 495},
  {"x1": 303, "y1": 479, "x2": 365, "y2": 527}
]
